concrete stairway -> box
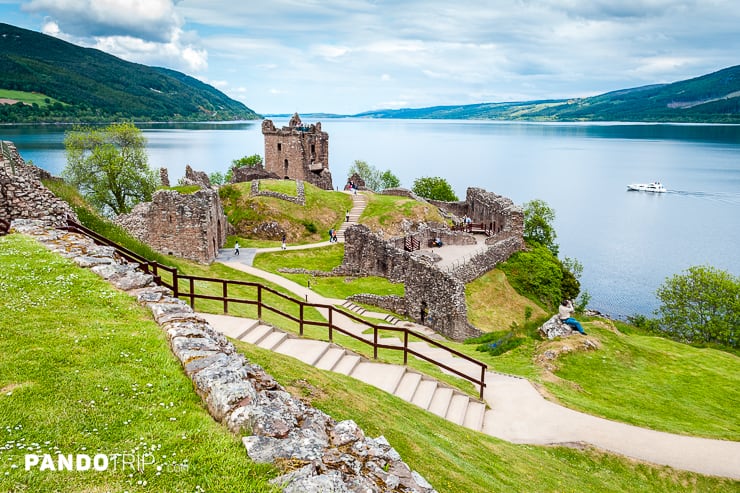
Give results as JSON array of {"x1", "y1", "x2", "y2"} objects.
[
  {"x1": 336, "y1": 192, "x2": 368, "y2": 242},
  {"x1": 200, "y1": 313, "x2": 488, "y2": 432}
]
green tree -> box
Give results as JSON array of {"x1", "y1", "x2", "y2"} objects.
[
  {"x1": 232, "y1": 154, "x2": 263, "y2": 168},
  {"x1": 209, "y1": 171, "x2": 225, "y2": 186},
  {"x1": 63, "y1": 122, "x2": 157, "y2": 216},
  {"x1": 226, "y1": 154, "x2": 263, "y2": 182},
  {"x1": 656, "y1": 265, "x2": 739, "y2": 347},
  {"x1": 523, "y1": 199, "x2": 558, "y2": 255},
  {"x1": 411, "y1": 176, "x2": 459, "y2": 201},
  {"x1": 379, "y1": 169, "x2": 401, "y2": 189},
  {"x1": 348, "y1": 160, "x2": 381, "y2": 190}
]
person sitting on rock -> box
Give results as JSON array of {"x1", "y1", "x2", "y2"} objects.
[
  {"x1": 559, "y1": 299, "x2": 586, "y2": 335},
  {"x1": 434, "y1": 237, "x2": 443, "y2": 247}
]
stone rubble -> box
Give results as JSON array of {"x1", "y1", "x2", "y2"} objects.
[{"x1": 10, "y1": 218, "x2": 437, "y2": 493}]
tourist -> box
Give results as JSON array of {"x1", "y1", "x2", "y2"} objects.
[
  {"x1": 281, "y1": 233, "x2": 287, "y2": 250},
  {"x1": 434, "y1": 237, "x2": 443, "y2": 247},
  {"x1": 234, "y1": 241, "x2": 240, "y2": 256},
  {"x1": 345, "y1": 210, "x2": 350, "y2": 222},
  {"x1": 558, "y1": 299, "x2": 586, "y2": 334},
  {"x1": 332, "y1": 230, "x2": 338, "y2": 243},
  {"x1": 329, "y1": 227, "x2": 334, "y2": 242}
]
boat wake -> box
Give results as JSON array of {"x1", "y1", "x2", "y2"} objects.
[{"x1": 667, "y1": 190, "x2": 740, "y2": 205}]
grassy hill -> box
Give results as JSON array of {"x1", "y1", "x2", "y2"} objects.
[
  {"x1": 2, "y1": 233, "x2": 737, "y2": 492},
  {"x1": 354, "y1": 65, "x2": 740, "y2": 123},
  {"x1": 0, "y1": 22, "x2": 259, "y2": 123}
]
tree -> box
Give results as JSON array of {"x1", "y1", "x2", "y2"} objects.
[
  {"x1": 232, "y1": 154, "x2": 263, "y2": 168},
  {"x1": 63, "y1": 122, "x2": 157, "y2": 216},
  {"x1": 412, "y1": 176, "x2": 458, "y2": 201},
  {"x1": 523, "y1": 199, "x2": 558, "y2": 255},
  {"x1": 226, "y1": 154, "x2": 263, "y2": 182},
  {"x1": 379, "y1": 169, "x2": 401, "y2": 189},
  {"x1": 655, "y1": 265, "x2": 739, "y2": 347},
  {"x1": 209, "y1": 171, "x2": 225, "y2": 186},
  {"x1": 348, "y1": 160, "x2": 381, "y2": 190}
]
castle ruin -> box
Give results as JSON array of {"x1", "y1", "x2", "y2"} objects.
[
  {"x1": 262, "y1": 113, "x2": 333, "y2": 190},
  {"x1": 115, "y1": 167, "x2": 227, "y2": 264},
  {"x1": 340, "y1": 187, "x2": 525, "y2": 341}
]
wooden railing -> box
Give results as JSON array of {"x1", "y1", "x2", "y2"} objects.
[
  {"x1": 63, "y1": 219, "x2": 488, "y2": 398},
  {"x1": 452, "y1": 222, "x2": 493, "y2": 236}
]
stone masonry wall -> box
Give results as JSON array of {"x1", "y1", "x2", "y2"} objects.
[
  {"x1": 116, "y1": 187, "x2": 227, "y2": 264},
  {"x1": 262, "y1": 114, "x2": 333, "y2": 190},
  {"x1": 342, "y1": 225, "x2": 479, "y2": 341},
  {"x1": 0, "y1": 140, "x2": 77, "y2": 227}
]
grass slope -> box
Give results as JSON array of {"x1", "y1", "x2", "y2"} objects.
[
  {"x1": 2, "y1": 233, "x2": 735, "y2": 491},
  {"x1": 0, "y1": 234, "x2": 278, "y2": 492},
  {"x1": 239, "y1": 341, "x2": 739, "y2": 493},
  {"x1": 220, "y1": 180, "x2": 353, "y2": 246}
]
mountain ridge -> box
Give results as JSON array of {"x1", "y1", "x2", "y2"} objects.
[{"x1": 0, "y1": 22, "x2": 259, "y2": 123}]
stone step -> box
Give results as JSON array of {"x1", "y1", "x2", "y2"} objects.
[
  {"x1": 215, "y1": 318, "x2": 260, "y2": 340},
  {"x1": 384, "y1": 314, "x2": 399, "y2": 325},
  {"x1": 410, "y1": 379, "x2": 437, "y2": 410},
  {"x1": 272, "y1": 338, "x2": 330, "y2": 366},
  {"x1": 314, "y1": 347, "x2": 346, "y2": 371},
  {"x1": 350, "y1": 362, "x2": 406, "y2": 394},
  {"x1": 394, "y1": 372, "x2": 422, "y2": 402},
  {"x1": 445, "y1": 393, "x2": 471, "y2": 426},
  {"x1": 427, "y1": 386, "x2": 454, "y2": 419},
  {"x1": 258, "y1": 330, "x2": 288, "y2": 350},
  {"x1": 463, "y1": 401, "x2": 487, "y2": 432},
  {"x1": 333, "y1": 354, "x2": 362, "y2": 376},
  {"x1": 240, "y1": 324, "x2": 273, "y2": 345}
]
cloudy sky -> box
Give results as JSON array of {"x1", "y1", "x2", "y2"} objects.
[{"x1": 1, "y1": 0, "x2": 738, "y2": 114}]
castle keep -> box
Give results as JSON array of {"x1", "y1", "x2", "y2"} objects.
[{"x1": 262, "y1": 113, "x2": 333, "y2": 190}]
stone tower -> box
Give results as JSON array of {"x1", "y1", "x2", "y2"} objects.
[{"x1": 262, "y1": 113, "x2": 333, "y2": 190}]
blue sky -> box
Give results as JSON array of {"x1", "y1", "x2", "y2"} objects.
[{"x1": 1, "y1": 0, "x2": 739, "y2": 115}]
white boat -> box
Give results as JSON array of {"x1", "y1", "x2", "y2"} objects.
[{"x1": 627, "y1": 182, "x2": 666, "y2": 193}]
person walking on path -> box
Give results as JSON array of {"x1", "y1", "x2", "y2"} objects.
[
  {"x1": 281, "y1": 233, "x2": 287, "y2": 250},
  {"x1": 345, "y1": 210, "x2": 350, "y2": 222},
  {"x1": 559, "y1": 299, "x2": 586, "y2": 334},
  {"x1": 234, "y1": 241, "x2": 240, "y2": 256},
  {"x1": 329, "y1": 228, "x2": 335, "y2": 242}
]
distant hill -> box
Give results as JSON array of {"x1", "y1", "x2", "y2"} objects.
[
  {"x1": 0, "y1": 23, "x2": 260, "y2": 123},
  {"x1": 353, "y1": 65, "x2": 740, "y2": 123}
]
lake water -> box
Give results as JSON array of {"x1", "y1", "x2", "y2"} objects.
[{"x1": 2, "y1": 120, "x2": 739, "y2": 320}]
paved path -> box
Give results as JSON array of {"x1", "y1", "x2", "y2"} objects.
[{"x1": 208, "y1": 191, "x2": 740, "y2": 479}]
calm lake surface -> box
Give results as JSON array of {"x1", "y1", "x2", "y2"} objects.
[{"x1": 3, "y1": 119, "x2": 739, "y2": 320}]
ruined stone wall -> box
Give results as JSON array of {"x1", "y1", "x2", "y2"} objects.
[
  {"x1": 343, "y1": 225, "x2": 479, "y2": 341},
  {"x1": 0, "y1": 141, "x2": 77, "y2": 227},
  {"x1": 116, "y1": 188, "x2": 226, "y2": 264},
  {"x1": 250, "y1": 179, "x2": 305, "y2": 205},
  {"x1": 262, "y1": 114, "x2": 333, "y2": 190},
  {"x1": 230, "y1": 166, "x2": 279, "y2": 184},
  {"x1": 465, "y1": 187, "x2": 524, "y2": 244}
]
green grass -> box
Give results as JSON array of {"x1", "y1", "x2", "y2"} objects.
[
  {"x1": 220, "y1": 180, "x2": 352, "y2": 245},
  {"x1": 237, "y1": 341, "x2": 739, "y2": 493},
  {"x1": 258, "y1": 179, "x2": 296, "y2": 195},
  {"x1": 252, "y1": 245, "x2": 405, "y2": 299},
  {"x1": 541, "y1": 321, "x2": 740, "y2": 440},
  {"x1": 360, "y1": 193, "x2": 445, "y2": 236},
  {"x1": 0, "y1": 89, "x2": 62, "y2": 106},
  {"x1": 0, "y1": 234, "x2": 278, "y2": 492},
  {"x1": 4, "y1": 234, "x2": 737, "y2": 492}
]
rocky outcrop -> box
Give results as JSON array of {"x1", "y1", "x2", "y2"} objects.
[{"x1": 14, "y1": 219, "x2": 437, "y2": 493}]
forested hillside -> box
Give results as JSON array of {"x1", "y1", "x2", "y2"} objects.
[
  {"x1": 0, "y1": 23, "x2": 259, "y2": 123},
  {"x1": 354, "y1": 65, "x2": 740, "y2": 123}
]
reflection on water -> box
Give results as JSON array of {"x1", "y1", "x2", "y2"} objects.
[{"x1": 2, "y1": 120, "x2": 738, "y2": 320}]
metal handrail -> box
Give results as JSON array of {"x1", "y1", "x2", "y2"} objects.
[{"x1": 64, "y1": 219, "x2": 488, "y2": 398}]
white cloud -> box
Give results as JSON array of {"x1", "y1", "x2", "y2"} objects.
[{"x1": 23, "y1": 0, "x2": 206, "y2": 72}]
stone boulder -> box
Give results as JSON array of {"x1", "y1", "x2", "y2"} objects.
[{"x1": 539, "y1": 314, "x2": 576, "y2": 339}]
